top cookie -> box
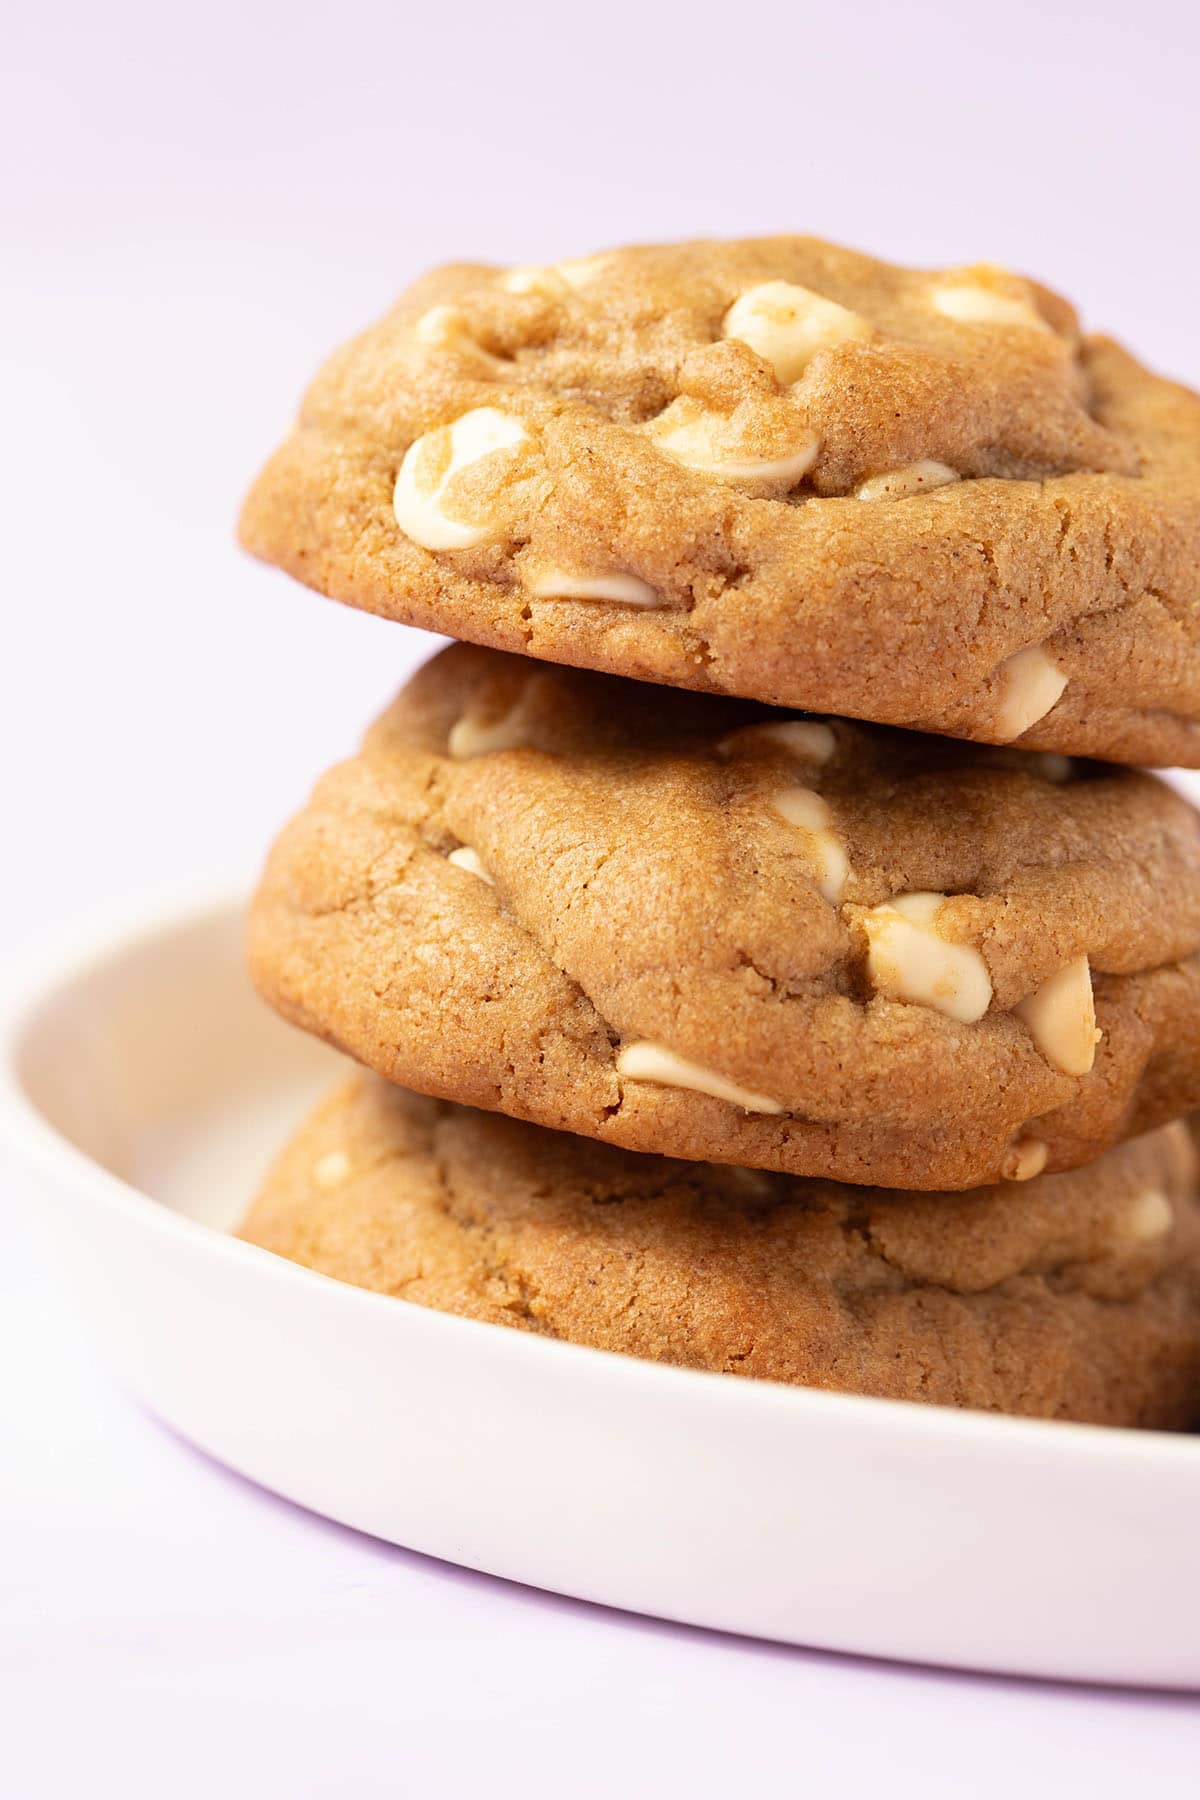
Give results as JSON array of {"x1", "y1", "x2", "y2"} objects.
[{"x1": 240, "y1": 235, "x2": 1200, "y2": 766}]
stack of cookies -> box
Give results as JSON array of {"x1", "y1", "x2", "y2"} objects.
[{"x1": 236, "y1": 237, "x2": 1200, "y2": 1427}]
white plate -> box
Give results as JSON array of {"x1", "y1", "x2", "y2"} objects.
[{"x1": 3, "y1": 900, "x2": 1199, "y2": 1689}]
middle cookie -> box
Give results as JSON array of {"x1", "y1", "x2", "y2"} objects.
[{"x1": 250, "y1": 645, "x2": 1200, "y2": 1190}]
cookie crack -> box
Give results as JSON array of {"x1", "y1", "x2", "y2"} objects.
[{"x1": 839, "y1": 1199, "x2": 1162, "y2": 1302}]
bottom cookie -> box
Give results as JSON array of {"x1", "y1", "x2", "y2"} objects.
[{"x1": 239, "y1": 1076, "x2": 1200, "y2": 1427}]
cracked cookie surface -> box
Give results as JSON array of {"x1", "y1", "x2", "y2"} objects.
[
  {"x1": 238, "y1": 1076, "x2": 1200, "y2": 1426},
  {"x1": 240, "y1": 234, "x2": 1200, "y2": 766},
  {"x1": 248, "y1": 645, "x2": 1200, "y2": 1190}
]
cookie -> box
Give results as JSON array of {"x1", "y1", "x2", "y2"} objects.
[
  {"x1": 238, "y1": 1076, "x2": 1200, "y2": 1427},
  {"x1": 239, "y1": 235, "x2": 1200, "y2": 767},
  {"x1": 248, "y1": 644, "x2": 1200, "y2": 1191}
]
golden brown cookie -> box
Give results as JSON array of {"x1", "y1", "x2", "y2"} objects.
[
  {"x1": 238, "y1": 1076, "x2": 1200, "y2": 1427},
  {"x1": 240, "y1": 235, "x2": 1200, "y2": 767},
  {"x1": 248, "y1": 644, "x2": 1200, "y2": 1191}
]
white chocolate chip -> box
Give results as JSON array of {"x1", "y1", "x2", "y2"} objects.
[
  {"x1": 1015, "y1": 956, "x2": 1100, "y2": 1077},
  {"x1": 313, "y1": 1149, "x2": 352, "y2": 1189},
  {"x1": 717, "y1": 1164, "x2": 776, "y2": 1198},
  {"x1": 932, "y1": 281, "x2": 1050, "y2": 331},
  {"x1": 414, "y1": 304, "x2": 465, "y2": 346},
  {"x1": 861, "y1": 892, "x2": 993, "y2": 1024},
  {"x1": 498, "y1": 264, "x2": 571, "y2": 299},
  {"x1": 719, "y1": 720, "x2": 837, "y2": 764},
  {"x1": 556, "y1": 254, "x2": 612, "y2": 288},
  {"x1": 722, "y1": 280, "x2": 871, "y2": 383},
  {"x1": 1163, "y1": 1118, "x2": 1193, "y2": 1152},
  {"x1": 499, "y1": 256, "x2": 608, "y2": 298},
  {"x1": 615, "y1": 1042, "x2": 784, "y2": 1115},
  {"x1": 393, "y1": 407, "x2": 530, "y2": 551},
  {"x1": 854, "y1": 460, "x2": 961, "y2": 502},
  {"x1": 645, "y1": 397, "x2": 819, "y2": 487},
  {"x1": 1119, "y1": 1189, "x2": 1174, "y2": 1244},
  {"x1": 448, "y1": 692, "x2": 534, "y2": 759},
  {"x1": 524, "y1": 568, "x2": 661, "y2": 608},
  {"x1": 772, "y1": 786, "x2": 848, "y2": 903},
  {"x1": 413, "y1": 305, "x2": 507, "y2": 370},
  {"x1": 446, "y1": 845, "x2": 494, "y2": 885},
  {"x1": 1001, "y1": 1137, "x2": 1049, "y2": 1183},
  {"x1": 995, "y1": 645, "x2": 1068, "y2": 741},
  {"x1": 1030, "y1": 753, "x2": 1074, "y2": 784}
]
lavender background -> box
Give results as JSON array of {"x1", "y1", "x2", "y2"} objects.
[
  {"x1": 3, "y1": 2, "x2": 1199, "y2": 1791},
  {"x1": 6, "y1": 0, "x2": 1199, "y2": 948}
]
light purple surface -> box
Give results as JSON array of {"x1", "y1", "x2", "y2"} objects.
[{"x1": 3, "y1": 1, "x2": 1199, "y2": 1791}]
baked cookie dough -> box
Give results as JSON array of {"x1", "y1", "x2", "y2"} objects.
[
  {"x1": 240, "y1": 235, "x2": 1200, "y2": 766},
  {"x1": 248, "y1": 644, "x2": 1200, "y2": 1191},
  {"x1": 238, "y1": 1076, "x2": 1200, "y2": 1427}
]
